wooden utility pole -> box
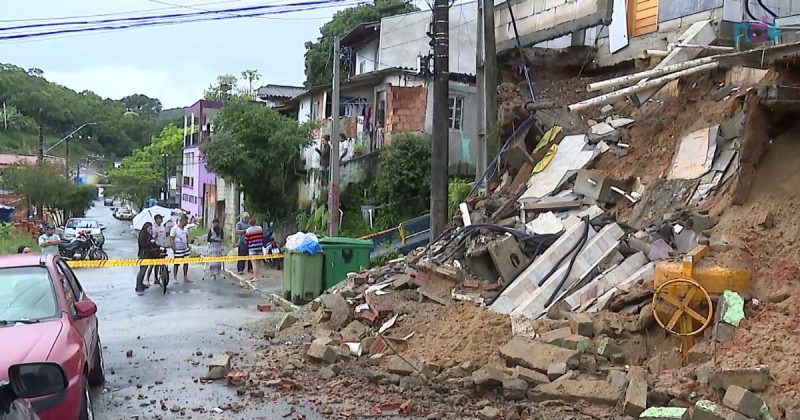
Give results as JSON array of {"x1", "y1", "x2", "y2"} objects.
[
  {"x1": 37, "y1": 108, "x2": 44, "y2": 163},
  {"x1": 430, "y1": 0, "x2": 450, "y2": 241},
  {"x1": 328, "y1": 36, "x2": 342, "y2": 236},
  {"x1": 476, "y1": 0, "x2": 497, "y2": 186}
]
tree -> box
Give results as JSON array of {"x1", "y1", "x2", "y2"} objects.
[
  {"x1": 304, "y1": 0, "x2": 417, "y2": 87},
  {"x1": 203, "y1": 74, "x2": 238, "y2": 100},
  {"x1": 121, "y1": 94, "x2": 163, "y2": 116},
  {"x1": 241, "y1": 69, "x2": 261, "y2": 98},
  {"x1": 2, "y1": 162, "x2": 96, "y2": 225},
  {"x1": 369, "y1": 132, "x2": 430, "y2": 219},
  {"x1": 202, "y1": 97, "x2": 309, "y2": 219},
  {"x1": 107, "y1": 124, "x2": 182, "y2": 207}
]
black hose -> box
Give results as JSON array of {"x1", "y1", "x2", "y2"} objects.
[
  {"x1": 537, "y1": 217, "x2": 590, "y2": 287},
  {"x1": 544, "y1": 217, "x2": 590, "y2": 308}
]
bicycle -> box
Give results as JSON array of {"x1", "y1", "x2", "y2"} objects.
[{"x1": 154, "y1": 247, "x2": 170, "y2": 294}]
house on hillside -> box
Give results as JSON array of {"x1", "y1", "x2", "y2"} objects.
[
  {"x1": 180, "y1": 99, "x2": 221, "y2": 226},
  {"x1": 286, "y1": 3, "x2": 480, "y2": 210},
  {"x1": 256, "y1": 84, "x2": 306, "y2": 116}
]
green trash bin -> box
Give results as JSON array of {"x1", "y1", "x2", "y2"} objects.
[
  {"x1": 320, "y1": 237, "x2": 373, "y2": 289},
  {"x1": 283, "y1": 251, "x2": 324, "y2": 303}
]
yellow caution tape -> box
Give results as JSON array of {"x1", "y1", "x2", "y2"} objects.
[{"x1": 66, "y1": 253, "x2": 284, "y2": 269}]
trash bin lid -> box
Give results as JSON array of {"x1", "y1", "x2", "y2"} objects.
[{"x1": 319, "y1": 236, "x2": 372, "y2": 248}]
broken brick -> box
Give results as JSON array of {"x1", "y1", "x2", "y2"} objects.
[
  {"x1": 512, "y1": 366, "x2": 549, "y2": 385},
  {"x1": 256, "y1": 304, "x2": 272, "y2": 312},
  {"x1": 722, "y1": 385, "x2": 769, "y2": 419},
  {"x1": 567, "y1": 313, "x2": 594, "y2": 337},
  {"x1": 623, "y1": 378, "x2": 647, "y2": 417},
  {"x1": 472, "y1": 366, "x2": 508, "y2": 388},
  {"x1": 307, "y1": 342, "x2": 337, "y2": 364},
  {"x1": 710, "y1": 366, "x2": 771, "y2": 392},
  {"x1": 752, "y1": 210, "x2": 773, "y2": 228}
]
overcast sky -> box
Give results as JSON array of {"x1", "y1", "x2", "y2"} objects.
[{"x1": 0, "y1": 0, "x2": 354, "y2": 108}]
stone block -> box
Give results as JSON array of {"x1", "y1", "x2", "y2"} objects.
[
  {"x1": 512, "y1": 366, "x2": 550, "y2": 385},
  {"x1": 694, "y1": 400, "x2": 733, "y2": 420},
  {"x1": 722, "y1": 385, "x2": 767, "y2": 419},
  {"x1": 478, "y1": 406, "x2": 501, "y2": 420},
  {"x1": 532, "y1": 380, "x2": 622, "y2": 405},
  {"x1": 502, "y1": 378, "x2": 529, "y2": 401},
  {"x1": 710, "y1": 366, "x2": 771, "y2": 392},
  {"x1": 320, "y1": 293, "x2": 352, "y2": 329},
  {"x1": 307, "y1": 342, "x2": 337, "y2": 364},
  {"x1": 623, "y1": 379, "x2": 647, "y2": 417},
  {"x1": 487, "y1": 235, "x2": 531, "y2": 283},
  {"x1": 472, "y1": 366, "x2": 508, "y2": 388},
  {"x1": 340, "y1": 320, "x2": 368, "y2": 340},
  {"x1": 208, "y1": 354, "x2": 231, "y2": 370},
  {"x1": 387, "y1": 356, "x2": 418, "y2": 376},
  {"x1": 639, "y1": 407, "x2": 689, "y2": 419},
  {"x1": 696, "y1": 362, "x2": 714, "y2": 386},
  {"x1": 499, "y1": 337, "x2": 579, "y2": 373},
  {"x1": 547, "y1": 362, "x2": 567, "y2": 381},
  {"x1": 276, "y1": 313, "x2": 298, "y2": 332},
  {"x1": 568, "y1": 313, "x2": 594, "y2": 337},
  {"x1": 539, "y1": 326, "x2": 572, "y2": 343},
  {"x1": 574, "y1": 169, "x2": 628, "y2": 203},
  {"x1": 607, "y1": 369, "x2": 628, "y2": 388}
]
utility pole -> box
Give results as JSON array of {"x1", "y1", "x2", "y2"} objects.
[
  {"x1": 328, "y1": 36, "x2": 342, "y2": 236},
  {"x1": 476, "y1": 0, "x2": 497, "y2": 186},
  {"x1": 430, "y1": 0, "x2": 450, "y2": 241},
  {"x1": 37, "y1": 108, "x2": 44, "y2": 163},
  {"x1": 65, "y1": 137, "x2": 70, "y2": 177},
  {"x1": 163, "y1": 154, "x2": 169, "y2": 202}
]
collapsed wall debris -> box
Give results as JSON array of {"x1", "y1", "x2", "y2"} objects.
[{"x1": 232, "y1": 41, "x2": 800, "y2": 420}]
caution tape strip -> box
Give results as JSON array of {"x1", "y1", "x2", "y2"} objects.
[{"x1": 66, "y1": 253, "x2": 283, "y2": 268}]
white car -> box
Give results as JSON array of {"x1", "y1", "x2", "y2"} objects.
[
  {"x1": 114, "y1": 208, "x2": 134, "y2": 221},
  {"x1": 63, "y1": 218, "x2": 106, "y2": 246}
]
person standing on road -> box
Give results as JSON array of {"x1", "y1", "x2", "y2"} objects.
[
  {"x1": 145, "y1": 214, "x2": 168, "y2": 286},
  {"x1": 235, "y1": 213, "x2": 253, "y2": 275},
  {"x1": 136, "y1": 222, "x2": 160, "y2": 293},
  {"x1": 206, "y1": 219, "x2": 224, "y2": 280},
  {"x1": 38, "y1": 225, "x2": 61, "y2": 254},
  {"x1": 245, "y1": 219, "x2": 264, "y2": 283},
  {"x1": 170, "y1": 216, "x2": 191, "y2": 282}
]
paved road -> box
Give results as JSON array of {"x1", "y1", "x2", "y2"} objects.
[{"x1": 78, "y1": 202, "x2": 321, "y2": 419}]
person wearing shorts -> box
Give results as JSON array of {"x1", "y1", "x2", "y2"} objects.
[
  {"x1": 245, "y1": 221, "x2": 264, "y2": 282},
  {"x1": 170, "y1": 216, "x2": 191, "y2": 282}
]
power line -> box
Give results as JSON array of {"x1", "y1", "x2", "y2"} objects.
[
  {"x1": 0, "y1": 0, "x2": 367, "y2": 42},
  {"x1": 0, "y1": 0, "x2": 245, "y2": 23},
  {"x1": 0, "y1": 0, "x2": 354, "y2": 33},
  {"x1": 144, "y1": 0, "x2": 330, "y2": 21}
]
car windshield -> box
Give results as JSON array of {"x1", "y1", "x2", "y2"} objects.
[
  {"x1": 0, "y1": 267, "x2": 59, "y2": 324},
  {"x1": 66, "y1": 219, "x2": 98, "y2": 229}
]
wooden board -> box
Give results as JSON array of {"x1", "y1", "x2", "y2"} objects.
[{"x1": 627, "y1": 0, "x2": 660, "y2": 37}]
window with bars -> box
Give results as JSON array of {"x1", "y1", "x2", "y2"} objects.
[{"x1": 448, "y1": 97, "x2": 464, "y2": 130}]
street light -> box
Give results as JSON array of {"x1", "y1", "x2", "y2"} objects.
[{"x1": 45, "y1": 122, "x2": 98, "y2": 177}]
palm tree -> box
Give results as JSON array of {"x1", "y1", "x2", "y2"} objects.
[{"x1": 241, "y1": 69, "x2": 262, "y2": 98}]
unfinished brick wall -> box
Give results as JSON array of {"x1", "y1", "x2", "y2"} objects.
[{"x1": 385, "y1": 85, "x2": 428, "y2": 145}]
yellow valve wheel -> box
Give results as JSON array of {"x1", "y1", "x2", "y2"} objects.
[{"x1": 652, "y1": 278, "x2": 714, "y2": 337}]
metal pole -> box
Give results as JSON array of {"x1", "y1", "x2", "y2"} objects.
[
  {"x1": 162, "y1": 153, "x2": 169, "y2": 201},
  {"x1": 37, "y1": 109, "x2": 43, "y2": 163},
  {"x1": 475, "y1": 0, "x2": 497, "y2": 187},
  {"x1": 65, "y1": 138, "x2": 70, "y2": 177},
  {"x1": 430, "y1": 0, "x2": 450, "y2": 241},
  {"x1": 328, "y1": 36, "x2": 342, "y2": 236}
]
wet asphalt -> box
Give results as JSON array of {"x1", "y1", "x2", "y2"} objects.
[{"x1": 78, "y1": 202, "x2": 323, "y2": 419}]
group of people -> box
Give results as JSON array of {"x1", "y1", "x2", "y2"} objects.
[
  {"x1": 133, "y1": 212, "x2": 271, "y2": 293},
  {"x1": 14, "y1": 224, "x2": 63, "y2": 255},
  {"x1": 316, "y1": 133, "x2": 355, "y2": 172}
]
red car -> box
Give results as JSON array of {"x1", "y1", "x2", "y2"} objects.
[{"x1": 0, "y1": 253, "x2": 104, "y2": 420}]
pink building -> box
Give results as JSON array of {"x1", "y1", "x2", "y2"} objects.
[{"x1": 181, "y1": 99, "x2": 222, "y2": 222}]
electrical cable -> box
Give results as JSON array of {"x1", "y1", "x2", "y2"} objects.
[
  {"x1": 505, "y1": 0, "x2": 535, "y2": 103},
  {"x1": 535, "y1": 216, "x2": 588, "y2": 288},
  {"x1": 543, "y1": 216, "x2": 589, "y2": 308},
  {"x1": 0, "y1": 1, "x2": 368, "y2": 41},
  {"x1": 0, "y1": 0, "x2": 345, "y2": 32},
  {"x1": 0, "y1": 0, "x2": 245, "y2": 23}
]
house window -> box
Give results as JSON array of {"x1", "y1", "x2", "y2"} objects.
[
  {"x1": 448, "y1": 97, "x2": 464, "y2": 130},
  {"x1": 359, "y1": 60, "x2": 367, "y2": 75},
  {"x1": 310, "y1": 100, "x2": 319, "y2": 122}
]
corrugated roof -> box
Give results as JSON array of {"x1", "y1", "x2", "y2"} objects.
[{"x1": 256, "y1": 84, "x2": 307, "y2": 99}]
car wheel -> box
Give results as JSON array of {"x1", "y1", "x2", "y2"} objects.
[
  {"x1": 88, "y1": 339, "x2": 105, "y2": 387},
  {"x1": 79, "y1": 376, "x2": 95, "y2": 420}
]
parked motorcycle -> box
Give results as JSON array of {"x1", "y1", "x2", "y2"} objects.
[{"x1": 59, "y1": 231, "x2": 108, "y2": 260}]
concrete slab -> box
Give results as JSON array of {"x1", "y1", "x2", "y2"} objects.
[{"x1": 564, "y1": 252, "x2": 648, "y2": 309}]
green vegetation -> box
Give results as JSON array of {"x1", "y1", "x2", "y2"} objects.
[
  {"x1": 303, "y1": 0, "x2": 417, "y2": 87},
  {"x1": 448, "y1": 178, "x2": 472, "y2": 218},
  {"x1": 0, "y1": 64, "x2": 168, "y2": 159},
  {"x1": 202, "y1": 97, "x2": 311, "y2": 219},
  {"x1": 368, "y1": 132, "x2": 431, "y2": 221},
  {"x1": 2, "y1": 162, "x2": 96, "y2": 226},
  {"x1": 107, "y1": 124, "x2": 182, "y2": 207},
  {"x1": 0, "y1": 224, "x2": 36, "y2": 255},
  {"x1": 370, "y1": 249, "x2": 401, "y2": 268}
]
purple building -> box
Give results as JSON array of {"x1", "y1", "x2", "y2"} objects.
[{"x1": 181, "y1": 99, "x2": 222, "y2": 223}]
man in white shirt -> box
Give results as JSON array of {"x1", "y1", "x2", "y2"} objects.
[
  {"x1": 339, "y1": 133, "x2": 353, "y2": 162},
  {"x1": 170, "y1": 216, "x2": 191, "y2": 282}
]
